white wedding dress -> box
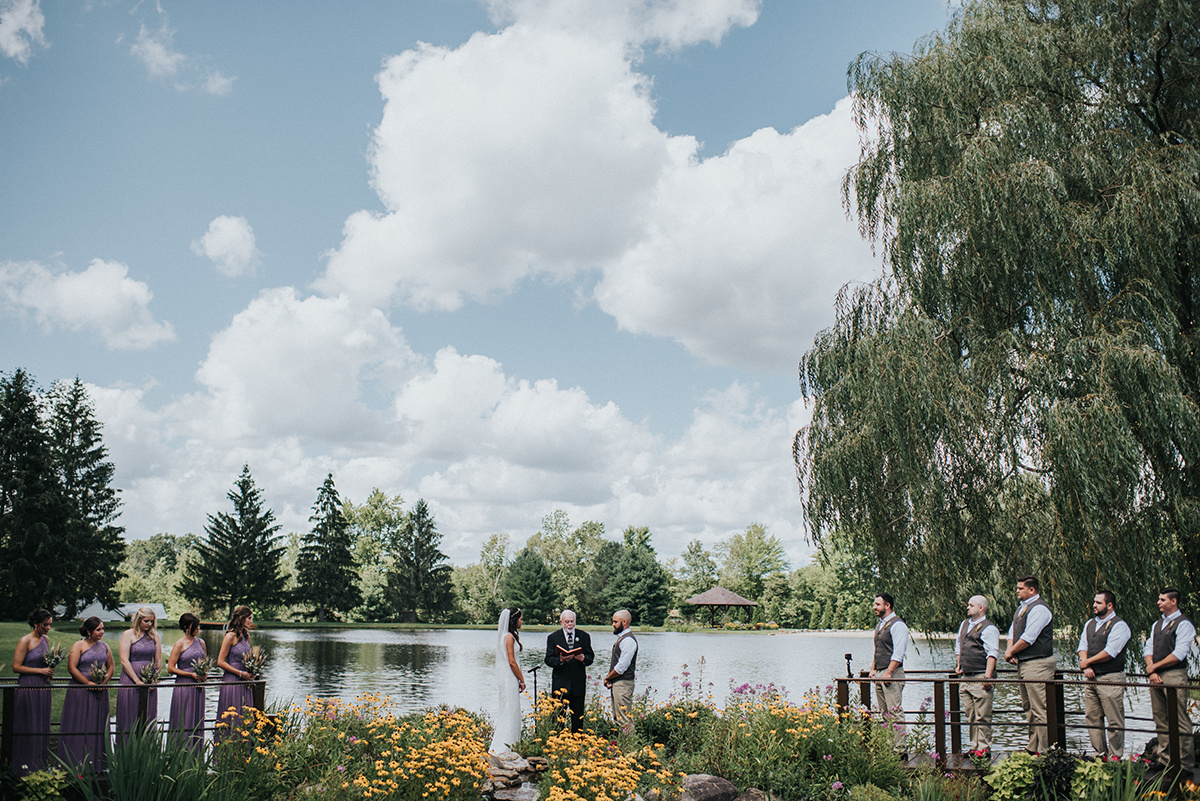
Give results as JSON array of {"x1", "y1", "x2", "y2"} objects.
[{"x1": 489, "y1": 608, "x2": 522, "y2": 754}]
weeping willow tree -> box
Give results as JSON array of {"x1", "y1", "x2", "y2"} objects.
[{"x1": 795, "y1": 0, "x2": 1200, "y2": 634}]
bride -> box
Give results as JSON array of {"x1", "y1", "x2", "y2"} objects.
[{"x1": 489, "y1": 606, "x2": 525, "y2": 754}]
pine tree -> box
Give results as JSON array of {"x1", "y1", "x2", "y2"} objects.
[
  {"x1": 604, "y1": 532, "x2": 672, "y2": 627},
  {"x1": 0, "y1": 369, "x2": 72, "y2": 617},
  {"x1": 294, "y1": 474, "x2": 361, "y2": 621},
  {"x1": 386, "y1": 499, "x2": 452, "y2": 622},
  {"x1": 44, "y1": 378, "x2": 125, "y2": 615},
  {"x1": 178, "y1": 465, "x2": 285, "y2": 617},
  {"x1": 501, "y1": 547, "x2": 557, "y2": 624}
]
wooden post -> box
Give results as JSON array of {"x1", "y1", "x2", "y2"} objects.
[
  {"x1": 252, "y1": 680, "x2": 265, "y2": 712},
  {"x1": 1166, "y1": 685, "x2": 1181, "y2": 769},
  {"x1": 859, "y1": 671, "x2": 872, "y2": 709},
  {"x1": 137, "y1": 684, "x2": 150, "y2": 730},
  {"x1": 1053, "y1": 672, "x2": 1066, "y2": 750},
  {"x1": 836, "y1": 678, "x2": 849, "y2": 717},
  {"x1": 933, "y1": 679, "x2": 946, "y2": 765},
  {"x1": 949, "y1": 676, "x2": 962, "y2": 755},
  {"x1": 1, "y1": 685, "x2": 14, "y2": 766},
  {"x1": 1044, "y1": 676, "x2": 1059, "y2": 752}
]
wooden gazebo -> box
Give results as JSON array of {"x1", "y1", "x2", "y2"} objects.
[{"x1": 684, "y1": 586, "x2": 756, "y2": 626}]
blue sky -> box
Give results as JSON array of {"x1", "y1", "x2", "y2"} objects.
[{"x1": 0, "y1": 0, "x2": 954, "y2": 566}]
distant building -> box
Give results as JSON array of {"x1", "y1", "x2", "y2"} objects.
[{"x1": 55, "y1": 601, "x2": 168, "y2": 622}]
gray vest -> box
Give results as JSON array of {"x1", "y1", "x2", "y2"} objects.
[
  {"x1": 874, "y1": 616, "x2": 902, "y2": 670},
  {"x1": 1085, "y1": 616, "x2": 1126, "y2": 675},
  {"x1": 1011, "y1": 598, "x2": 1053, "y2": 661},
  {"x1": 957, "y1": 617, "x2": 993, "y2": 674},
  {"x1": 610, "y1": 633, "x2": 637, "y2": 681},
  {"x1": 1151, "y1": 615, "x2": 1191, "y2": 666}
]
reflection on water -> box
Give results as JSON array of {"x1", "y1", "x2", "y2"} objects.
[{"x1": 141, "y1": 628, "x2": 1152, "y2": 754}]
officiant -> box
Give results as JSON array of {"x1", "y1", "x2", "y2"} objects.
[{"x1": 544, "y1": 609, "x2": 594, "y2": 732}]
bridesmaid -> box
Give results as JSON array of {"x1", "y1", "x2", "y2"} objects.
[
  {"x1": 10, "y1": 609, "x2": 54, "y2": 775},
  {"x1": 115, "y1": 607, "x2": 162, "y2": 744},
  {"x1": 214, "y1": 606, "x2": 255, "y2": 744},
  {"x1": 57, "y1": 617, "x2": 113, "y2": 772},
  {"x1": 167, "y1": 613, "x2": 207, "y2": 753}
]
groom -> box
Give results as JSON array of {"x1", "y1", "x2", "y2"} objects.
[{"x1": 544, "y1": 609, "x2": 594, "y2": 732}]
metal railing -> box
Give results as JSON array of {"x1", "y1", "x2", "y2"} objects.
[
  {"x1": 0, "y1": 677, "x2": 267, "y2": 769},
  {"x1": 835, "y1": 668, "x2": 1197, "y2": 772}
]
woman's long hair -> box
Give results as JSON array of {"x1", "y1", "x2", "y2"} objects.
[
  {"x1": 227, "y1": 606, "x2": 253, "y2": 640},
  {"x1": 505, "y1": 606, "x2": 522, "y2": 651},
  {"x1": 130, "y1": 606, "x2": 157, "y2": 640},
  {"x1": 78, "y1": 617, "x2": 103, "y2": 639}
]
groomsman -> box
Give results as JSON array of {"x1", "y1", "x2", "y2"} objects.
[
  {"x1": 1143, "y1": 588, "x2": 1195, "y2": 769},
  {"x1": 869, "y1": 593, "x2": 908, "y2": 747},
  {"x1": 1077, "y1": 590, "x2": 1130, "y2": 759},
  {"x1": 1004, "y1": 575, "x2": 1056, "y2": 754},
  {"x1": 604, "y1": 609, "x2": 638, "y2": 735},
  {"x1": 544, "y1": 609, "x2": 594, "y2": 732},
  {"x1": 955, "y1": 595, "x2": 999, "y2": 753}
]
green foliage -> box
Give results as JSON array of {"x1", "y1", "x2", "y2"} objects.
[
  {"x1": 386, "y1": 498, "x2": 453, "y2": 622},
  {"x1": 796, "y1": 0, "x2": 1200, "y2": 631},
  {"x1": 634, "y1": 700, "x2": 717, "y2": 758},
  {"x1": 69, "y1": 725, "x2": 212, "y2": 801},
  {"x1": 1029, "y1": 748, "x2": 1077, "y2": 801},
  {"x1": 674, "y1": 539, "x2": 718, "y2": 608},
  {"x1": 502, "y1": 547, "x2": 557, "y2": 622},
  {"x1": 525, "y1": 511, "x2": 607, "y2": 615},
  {"x1": 294, "y1": 474, "x2": 361, "y2": 621},
  {"x1": 116, "y1": 533, "x2": 205, "y2": 617},
  {"x1": 449, "y1": 533, "x2": 509, "y2": 624},
  {"x1": 603, "y1": 535, "x2": 673, "y2": 626},
  {"x1": 177, "y1": 465, "x2": 286, "y2": 618},
  {"x1": 0, "y1": 370, "x2": 124, "y2": 618},
  {"x1": 342, "y1": 489, "x2": 404, "y2": 622},
  {"x1": 18, "y1": 767, "x2": 68, "y2": 801},
  {"x1": 984, "y1": 752, "x2": 1037, "y2": 801},
  {"x1": 716, "y1": 523, "x2": 787, "y2": 602}
]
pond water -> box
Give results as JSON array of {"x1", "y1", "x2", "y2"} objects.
[{"x1": 144, "y1": 627, "x2": 1154, "y2": 753}]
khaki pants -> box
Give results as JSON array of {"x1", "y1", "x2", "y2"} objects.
[
  {"x1": 1149, "y1": 667, "x2": 1195, "y2": 769},
  {"x1": 610, "y1": 680, "x2": 635, "y2": 735},
  {"x1": 1016, "y1": 656, "x2": 1057, "y2": 754},
  {"x1": 1082, "y1": 672, "x2": 1125, "y2": 759},
  {"x1": 874, "y1": 666, "x2": 905, "y2": 748},
  {"x1": 960, "y1": 673, "x2": 994, "y2": 752}
]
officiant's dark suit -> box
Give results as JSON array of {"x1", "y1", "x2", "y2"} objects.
[{"x1": 544, "y1": 616, "x2": 594, "y2": 732}]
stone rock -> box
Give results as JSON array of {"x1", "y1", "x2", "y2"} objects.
[
  {"x1": 493, "y1": 782, "x2": 541, "y2": 801},
  {"x1": 526, "y1": 756, "x2": 549, "y2": 771},
  {"x1": 680, "y1": 774, "x2": 739, "y2": 801},
  {"x1": 733, "y1": 790, "x2": 781, "y2": 801},
  {"x1": 491, "y1": 768, "x2": 520, "y2": 780},
  {"x1": 488, "y1": 752, "x2": 531, "y2": 772}
]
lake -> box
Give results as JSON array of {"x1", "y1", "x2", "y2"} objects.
[{"x1": 128, "y1": 626, "x2": 1154, "y2": 753}]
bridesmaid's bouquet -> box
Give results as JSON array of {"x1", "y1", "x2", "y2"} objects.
[
  {"x1": 139, "y1": 662, "x2": 163, "y2": 684},
  {"x1": 87, "y1": 662, "x2": 108, "y2": 686},
  {"x1": 242, "y1": 645, "x2": 268, "y2": 677},
  {"x1": 42, "y1": 642, "x2": 65, "y2": 670},
  {"x1": 191, "y1": 656, "x2": 215, "y2": 681}
]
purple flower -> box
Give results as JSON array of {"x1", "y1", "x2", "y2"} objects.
[
  {"x1": 832, "y1": 781, "x2": 844, "y2": 790},
  {"x1": 336, "y1": 765, "x2": 345, "y2": 772}
]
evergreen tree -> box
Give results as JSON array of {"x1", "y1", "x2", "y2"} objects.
[
  {"x1": 580, "y1": 540, "x2": 626, "y2": 623},
  {"x1": 178, "y1": 465, "x2": 285, "y2": 617},
  {"x1": 0, "y1": 369, "x2": 72, "y2": 617},
  {"x1": 343, "y1": 488, "x2": 405, "y2": 622},
  {"x1": 604, "y1": 530, "x2": 672, "y2": 626},
  {"x1": 501, "y1": 547, "x2": 557, "y2": 623},
  {"x1": 386, "y1": 498, "x2": 452, "y2": 622},
  {"x1": 796, "y1": 0, "x2": 1200, "y2": 631},
  {"x1": 294, "y1": 474, "x2": 361, "y2": 621},
  {"x1": 44, "y1": 378, "x2": 125, "y2": 615}
]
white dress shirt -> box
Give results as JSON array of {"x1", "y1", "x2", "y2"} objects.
[{"x1": 1076, "y1": 611, "x2": 1131, "y2": 658}]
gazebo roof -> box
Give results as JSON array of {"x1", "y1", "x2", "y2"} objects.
[{"x1": 684, "y1": 586, "x2": 757, "y2": 607}]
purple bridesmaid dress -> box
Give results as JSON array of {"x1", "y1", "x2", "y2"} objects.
[
  {"x1": 115, "y1": 635, "x2": 158, "y2": 744},
  {"x1": 215, "y1": 638, "x2": 253, "y2": 744},
  {"x1": 12, "y1": 638, "x2": 51, "y2": 775},
  {"x1": 56, "y1": 641, "x2": 111, "y2": 772},
  {"x1": 168, "y1": 638, "x2": 206, "y2": 753}
]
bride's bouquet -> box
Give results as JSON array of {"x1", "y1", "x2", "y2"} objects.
[
  {"x1": 139, "y1": 662, "x2": 163, "y2": 684},
  {"x1": 42, "y1": 642, "x2": 65, "y2": 670},
  {"x1": 191, "y1": 656, "x2": 215, "y2": 682},
  {"x1": 242, "y1": 646, "x2": 268, "y2": 677},
  {"x1": 87, "y1": 662, "x2": 108, "y2": 686}
]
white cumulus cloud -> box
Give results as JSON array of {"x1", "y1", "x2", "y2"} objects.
[
  {"x1": 320, "y1": 0, "x2": 878, "y2": 372},
  {"x1": 0, "y1": 0, "x2": 47, "y2": 65},
  {"x1": 0, "y1": 258, "x2": 175, "y2": 349},
  {"x1": 191, "y1": 215, "x2": 261, "y2": 277}
]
